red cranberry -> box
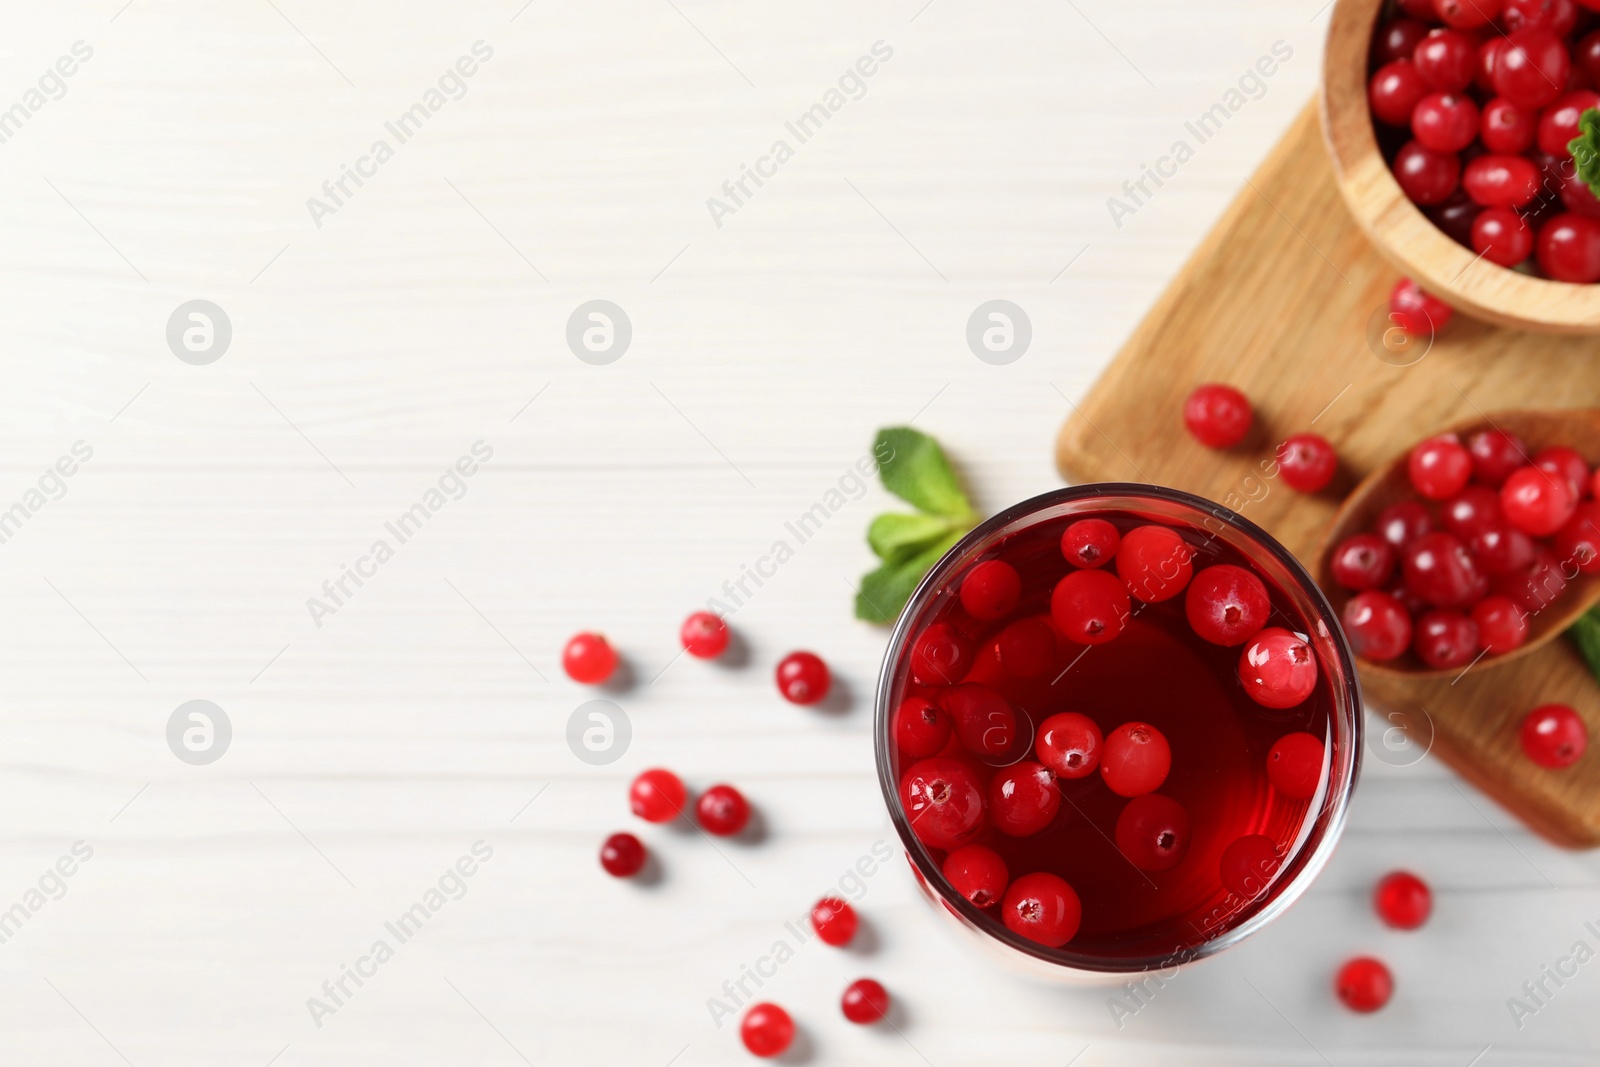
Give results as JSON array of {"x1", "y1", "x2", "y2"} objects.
[
  {"x1": 1370, "y1": 59, "x2": 1431, "y2": 126},
  {"x1": 1562, "y1": 171, "x2": 1600, "y2": 218},
  {"x1": 841, "y1": 979, "x2": 890, "y2": 1024},
  {"x1": 1267, "y1": 732, "x2": 1326, "y2": 799},
  {"x1": 1035, "y1": 712, "x2": 1103, "y2": 779},
  {"x1": 942, "y1": 844, "x2": 1009, "y2": 907},
  {"x1": 1463, "y1": 154, "x2": 1543, "y2": 207},
  {"x1": 1412, "y1": 609, "x2": 1480, "y2": 669},
  {"x1": 945, "y1": 683, "x2": 1018, "y2": 761},
  {"x1": 1472, "y1": 594, "x2": 1531, "y2": 652},
  {"x1": 1471, "y1": 206, "x2": 1535, "y2": 265},
  {"x1": 899, "y1": 758, "x2": 986, "y2": 849},
  {"x1": 1114, "y1": 794, "x2": 1192, "y2": 873},
  {"x1": 1377, "y1": 18, "x2": 1430, "y2": 66},
  {"x1": 776, "y1": 650, "x2": 831, "y2": 704},
  {"x1": 1050, "y1": 568, "x2": 1131, "y2": 645},
  {"x1": 1441, "y1": 484, "x2": 1504, "y2": 538},
  {"x1": 1116, "y1": 524, "x2": 1195, "y2": 603},
  {"x1": 1534, "y1": 446, "x2": 1590, "y2": 499},
  {"x1": 1409, "y1": 435, "x2": 1473, "y2": 499},
  {"x1": 1001, "y1": 872, "x2": 1081, "y2": 948},
  {"x1": 1501, "y1": 465, "x2": 1577, "y2": 535},
  {"x1": 1184, "y1": 564, "x2": 1271, "y2": 646},
  {"x1": 1477, "y1": 37, "x2": 1509, "y2": 95},
  {"x1": 600, "y1": 832, "x2": 646, "y2": 877},
  {"x1": 1413, "y1": 28, "x2": 1478, "y2": 89},
  {"x1": 696, "y1": 784, "x2": 750, "y2": 836},
  {"x1": 1502, "y1": 0, "x2": 1577, "y2": 33},
  {"x1": 1061, "y1": 517, "x2": 1120, "y2": 568},
  {"x1": 1578, "y1": 29, "x2": 1600, "y2": 87},
  {"x1": 1344, "y1": 591, "x2": 1415, "y2": 661},
  {"x1": 630, "y1": 768, "x2": 688, "y2": 823},
  {"x1": 1427, "y1": 189, "x2": 1483, "y2": 243},
  {"x1": 1470, "y1": 519, "x2": 1537, "y2": 574},
  {"x1": 1101, "y1": 722, "x2": 1171, "y2": 797},
  {"x1": 1397, "y1": 0, "x2": 1441, "y2": 15},
  {"x1": 997, "y1": 617, "x2": 1057, "y2": 677},
  {"x1": 1276, "y1": 433, "x2": 1339, "y2": 493},
  {"x1": 1220, "y1": 834, "x2": 1283, "y2": 898},
  {"x1": 1331, "y1": 533, "x2": 1398, "y2": 591},
  {"x1": 740, "y1": 1003, "x2": 795, "y2": 1058},
  {"x1": 562, "y1": 632, "x2": 618, "y2": 684},
  {"x1": 1494, "y1": 28, "x2": 1571, "y2": 108},
  {"x1": 1183, "y1": 383, "x2": 1253, "y2": 448},
  {"x1": 894, "y1": 696, "x2": 952, "y2": 759},
  {"x1": 1239, "y1": 627, "x2": 1319, "y2": 709},
  {"x1": 1390, "y1": 278, "x2": 1455, "y2": 334},
  {"x1": 680, "y1": 611, "x2": 729, "y2": 659},
  {"x1": 1435, "y1": 0, "x2": 1503, "y2": 28},
  {"x1": 960, "y1": 559, "x2": 1021, "y2": 621},
  {"x1": 1413, "y1": 91, "x2": 1481, "y2": 152},
  {"x1": 910, "y1": 623, "x2": 972, "y2": 686},
  {"x1": 988, "y1": 760, "x2": 1061, "y2": 837},
  {"x1": 1375, "y1": 870, "x2": 1433, "y2": 929},
  {"x1": 1555, "y1": 501, "x2": 1600, "y2": 573},
  {"x1": 1480, "y1": 97, "x2": 1538, "y2": 153},
  {"x1": 1376, "y1": 499, "x2": 1435, "y2": 550},
  {"x1": 1394, "y1": 140, "x2": 1463, "y2": 204},
  {"x1": 1467, "y1": 428, "x2": 1529, "y2": 486},
  {"x1": 1538, "y1": 92, "x2": 1600, "y2": 156},
  {"x1": 1336, "y1": 957, "x2": 1394, "y2": 1013},
  {"x1": 1493, "y1": 545, "x2": 1571, "y2": 610},
  {"x1": 1403, "y1": 530, "x2": 1487, "y2": 607},
  {"x1": 1521, "y1": 703, "x2": 1588, "y2": 767},
  {"x1": 811, "y1": 896, "x2": 858, "y2": 946},
  {"x1": 1537, "y1": 214, "x2": 1600, "y2": 281}
]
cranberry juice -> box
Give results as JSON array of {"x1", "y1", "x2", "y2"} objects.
[{"x1": 886, "y1": 507, "x2": 1343, "y2": 963}]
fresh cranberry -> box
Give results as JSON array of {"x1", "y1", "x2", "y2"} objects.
[
  {"x1": 997, "y1": 617, "x2": 1057, "y2": 677},
  {"x1": 1494, "y1": 28, "x2": 1570, "y2": 108},
  {"x1": 1061, "y1": 517, "x2": 1121, "y2": 568},
  {"x1": 1375, "y1": 871, "x2": 1433, "y2": 930},
  {"x1": 1413, "y1": 91, "x2": 1481, "y2": 152},
  {"x1": 1114, "y1": 794, "x2": 1192, "y2": 872},
  {"x1": 1441, "y1": 484, "x2": 1504, "y2": 538},
  {"x1": 1376, "y1": 499, "x2": 1435, "y2": 549},
  {"x1": 1370, "y1": 59, "x2": 1431, "y2": 126},
  {"x1": 1413, "y1": 28, "x2": 1478, "y2": 89},
  {"x1": 1377, "y1": 19, "x2": 1430, "y2": 66},
  {"x1": 776, "y1": 650, "x2": 831, "y2": 704},
  {"x1": 1276, "y1": 433, "x2": 1339, "y2": 493},
  {"x1": 1534, "y1": 446, "x2": 1590, "y2": 499},
  {"x1": 1562, "y1": 170, "x2": 1600, "y2": 217},
  {"x1": 1502, "y1": 0, "x2": 1577, "y2": 33},
  {"x1": 1467, "y1": 428, "x2": 1529, "y2": 486},
  {"x1": 1394, "y1": 140, "x2": 1463, "y2": 204},
  {"x1": 1331, "y1": 533, "x2": 1397, "y2": 591},
  {"x1": 680, "y1": 611, "x2": 729, "y2": 659},
  {"x1": 988, "y1": 760, "x2": 1061, "y2": 837},
  {"x1": 1050, "y1": 568, "x2": 1131, "y2": 645},
  {"x1": 942, "y1": 844, "x2": 1009, "y2": 907},
  {"x1": 1427, "y1": 189, "x2": 1483, "y2": 243},
  {"x1": 696, "y1": 784, "x2": 750, "y2": 836},
  {"x1": 1477, "y1": 37, "x2": 1509, "y2": 94},
  {"x1": 1471, "y1": 206, "x2": 1535, "y2": 265},
  {"x1": 894, "y1": 696, "x2": 951, "y2": 758},
  {"x1": 811, "y1": 896, "x2": 858, "y2": 946},
  {"x1": 1101, "y1": 722, "x2": 1172, "y2": 797},
  {"x1": 740, "y1": 1003, "x2": 795, "y2": 1058},
  {"x1": 1470, "y1": 519, "x2": 1538, "y2": 574},
  {"x1": 1267, "y1": 732, "x2": 1326, "y2": 799},
  {"x1": 1001, "y1": 872, "x2": 1081, "y2": 948},
  {"x1": 1501, "y1": 465, "x2": 1577, "y2": 535},
  {"x1": 562, "y1": 632, "x2": 618, "y2": 684},
  {"x1": 1579, "y1": 29, "x2": 1600, "y2": 87},
  {"x1": 1554, "y1": 501, "x2": 1600, "y2": 573},
  {"x1": 1538, "y1": 92, "x2": 1600, "y2": 156},
  {"x1": 960, "y1": 559, "x2": 1021, "y2": 621},
  {"x1": 1521, "y1": 703, "x2": 1588, "y2": 767},
  {"x1": 1463, "y1": 154, "x2": 1543, "y2": 206},
  {"x1": 1435, "y1": 0, "x2": 1502, "y2": 27},
  {"x1": 945, "y1": 683, "x2": 1019, "y2": 761},
  {"x1": 1239, "y1": 627, "x2": 1319, "y2": 709},
  {"x1": 1413, "y1": 609, "x2": 1480, "y2": 668},
  {"x1": 1493, "y1": 545, "x2": 1571, "y2": 610},
  {"x1": 1220, "y1": 834, "x2": 1282, "y2": 898},
  {"x1": 1403, "y1": 530, "x2": 1487, "y2": 606},
  {"x1": 1183, "y1": 383, "x2": 1253, "y2": 448},
  {"x1": 1409, "y1": 434, "x2": 1473, "y2": 499},
  {"x1": 1116, "y1": 524, "x2": 1194, "y2": 603},
  {"x1": 1536, "y1": 214, "x2": 1600, "y2": 281},
  {"x1": 1035, "y1": 712, "x2": 1103, "y2": 779},
  {"x1": 1480, "y1": 97, "x2": 1538, "y2": 153},
  {"x1": 600, "y1": 832, "x2": 646, "y2": 877},
  {"x1": 1390, "y1": 278, "x2": 1455, "y2": 334},
  {"x1": 1398, "y1": 0, "x2": 1442, "y2": 15},
  {"x1": 1472, "y1": 595, "x2": 1531, "y2": 652},
  {"x1": 1336, "y1": 957, "x2": 1394, "y2": 1013},
  {"x1": 630, "y1": 768, "x2": 688, "y2": 823},
  {"x1": 1343, "y1": 591, "x2": 1415, "y2": 661},
  {"x1": 841, "y1": 979, "x2": 890, "y2": 1024},
  {"x1": 899, "y1": 758, "x2": 986, "y2": 849},
  {"x1": 909, "y1": 623, "x2": 972, "y2": 686},
  {"x1": 1184, "y1": 564, "x2": 1271, "y2": 645},
  {"x1": 1388, "y1": 578, "x2": 1431, "y2": 618}
]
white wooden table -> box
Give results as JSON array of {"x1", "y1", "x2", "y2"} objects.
[{"x1": 1, "y1": 1, "x2": 1597, "y2": 1064}]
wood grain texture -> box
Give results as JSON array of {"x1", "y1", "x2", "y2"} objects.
[{"x1": 1056, "y1": 100, "x2": 1600, "y2": 847}]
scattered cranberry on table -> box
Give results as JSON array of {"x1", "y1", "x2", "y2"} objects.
[
  {"x1": 1520, "y1": 702, "x2": 1589, "y2": 767},
  {"x1": 1374, "y1": 870, "x2": 1433, "y2": 930},
  {"x1": 811, "y1": 896, "x2": 858, "y2": 947},
  {"x1": 1336, "y1": 956, "x2": 1395, "y2": 1013},
  {"x1": 1182, "y1": 383, "x2": 1253, "y2": 449},
  {"x1": 1389, "y1": 278, "x2": 1453, "y2": 335},
  {"x1": 629, "y1": 768, "x2": 688, "y2": 824},
  {"x1": 1277, "y1": 433, "x2": 1340, "y2": 494},
  {"x1": 739, "y1": 1002, "x2": 795, "y2": 1058},
  {"x1": 695, "y1": 784, "x2": 750, "y2": 836},
  {"x1": 680, "y1": 611, "x2": 729, "y2": 659},
  {"x1": 599, "y1": 832, "x2": 647, "y2": 878},
  {"x1": 775, "y1": 650, "x2": 830, "y2": 704},
  {"x1": 840, "y1": 978, "x2": 890, "y2": 1024},
  {"x1": 562, "y1": 631, "x2": 618, "y2": 684}
]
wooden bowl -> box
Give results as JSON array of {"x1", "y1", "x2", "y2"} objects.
[{"x1": 1321, "y1": 0, "x2": 1600, "y2": 334}]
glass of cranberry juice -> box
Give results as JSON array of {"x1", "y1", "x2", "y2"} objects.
[{"x1": 875, "y1": 484, "x2": 1362, "y2": 979}]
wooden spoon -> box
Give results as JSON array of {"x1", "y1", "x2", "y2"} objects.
[{"x1": 1313, "y1": 410, "x2": 1600, "y2": 681}]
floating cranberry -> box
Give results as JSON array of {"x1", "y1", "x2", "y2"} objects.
[
  {"x1": 1390, "y1": 277, "x2": 1455, "y2": 334},
  {"x1": 1467, "y1": 428, "x2": 1529, "y2": 487},
  {"x1": 989, "y1": 760, "x2": 1061, "y2": 837},
  {"x1": 1117, "y1": 524, "x2": 1195, "y2": 603},
  {"x1": 1403, "y1": 530, "x2": 1487, "y2": 607},
  {"x1": 894, "y1": 696, "x2": 952, "y2": 759},
  {"x1": 1267, "y1": 732, "x2": 1326, "y2": 799},
  {"x1": 960, "y1": 559, "x2": 1021, "y2": 621},
  {"x1": 679, "y1": 611, "x2": 729, "y2": 659},
  {"x1": 945, "y1": 683, "x2": 1019, "y2": 761},
  {"x1": 563, "y1": 632, "x2": 618, "y2": 684},
  {"x1": 1554, "y1": 501, "x2": 1600, "y2": 573},
  {"x1": 1533, "y1": 446, "x2": 1590, "y2": 499},
  {"x1": 630, "y1": 768, "x2": 688, "y2": 823},
  {"x1": 1001, "y1": 872, "x2": 1081, "y2": 948},
  {"x1": 1101, "y1": 722, "x2": 1172, "y2": 797},
  {"x1": 909, "y1": 623, "x2": 971, "y2": 686},
  {"x1": 1501, "y1": 465, "x2": 1577, "y2": 535},
  {"x1": 1276, "y1": 433, "x2": 1339, "y2": 493},
  {"x1": 1185, "y1": 564, "x2": 1272, "y2": 645},
  {"x1": 1435, "y1": 0, "x2": 1502, "y2": 28},
  {"x1": 1538, "y1": 92, "x2": 1600, "y2": 157},
  {"x1": 1239, "y1": 627, "x2": 1319, "y2": 709},
  {"x1": 1537, "y1": 214, "x2": 1600, "y2": 282},
  {"x1": 1472, "y1": 595, "x2": 1531, "y2": 652},
  {"x1": 899, "y1": 758, "x2": 986, "y2": 849},
  {"x1": 841, "y1": 979, "x2": 890, "y2": 1024},
  {"x1": 1115, "y1": 794, "x2": 1192, "y2": 872},
  {"x1": 942, "y1": 844, "x2": 1009, "y2": 907},
  {"x1": 1493, "y1": 28, "x2": 1570, "y2": 108},
  {"x1": 1035, "y1": 712, "x2": 1103, "y2": 779},
  {"x1": 1413, "y1": 609, "x2": 1480, "y2": 669},
  {"x1": 1471, "y1": 206, "x2": 1535, "y2": 265},
  {"x1": 1409, "y1": 435, "x2": 1473, "y2": 499},
  {"x1": 1394, "y1": 140, "x2": 1463, "y2": 204},
  {"x1": 740, "y1": 1003, "x2": 795, "y2": 1058},
  {"x1": 775, "y1": 650, "x2": 831, "y2": 704},
  {"x1": 1413, "y1": 91, "x2": 1481, "y2": 152},
  {"x1": 1377, "y1": 19, "x2": 1430, "y2": 67},
  {"x1": 1051, "y1": 568, "x2": 1131, "y2": 645},
  {"x1": 1413, "y1": 28, "x2": 1477, "y2": 89},
  {"x1": 1479, "y1": 97, "x2": 1537, "y2": 153},
  {"x1": 811, "y1": 896, "x2": 858, "y2": 946},
  {"x1": 1520, "y1": 703, "x2": 1588, "y2": 767},
  {"x1": 1331, "y1": 533, "x2": 1398, "y2": 591},
  {"x1": 1336, "y1": 957, "x2": 1394, "y2": 1013},
  {"x1": 1061, "y1": 517, "x2": 1121, "y2": 568},
  {"x1": 1376, "y1": 499, "x2": 1435, "y2": 549},
  {"x1": 997, "y1": 617, "x2": 1057, "y2": 678},
  {"x1": 1371, "y1": 59, "x2": 1431, "y2": 125},
  {"x1": 1183, "y1": 384, "x2": 1253, "y2": 448},
  {"x1": 600, "y1": 832, "x2": 646, "y2": 877},
  {"x1": 1463, "y1": 153, "x2": 1543, "y2": 207},
  {"x1": 1441, "y1": 484, "x2": 1503, "y2": 539},
  {"x1": 1220, "y1": 834, "x2": 1283, "y2": 898},
  {"x1": 1344, "y1": 591, "x2": 1415, "y2": 661},
  {"x1": 696, "y1": 784, "x2": 750, "y2": 836},
  {"x1": 1374, "y1": 870, "x2": 1433, "y2": 929},
  {"x1": 1470, "y1": 519, "x2": 1537, "y2": 574}
]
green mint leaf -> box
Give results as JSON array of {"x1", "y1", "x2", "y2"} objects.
[
  {"x1": 1565, "y1": 605, "x2": 1600, "y2": 685},
  {"x1": 1568, "y1": 107, "x2": 1600, "y2": 199},
  {"x1": 867, "y1": 512, "x2": 964, "y2": 564},
  {"x1": 874, "y1": 427, "x2": 975, "y2": 520},
  {"x1": 854, "y1": 529, "x2": 965, "y2": 624}
]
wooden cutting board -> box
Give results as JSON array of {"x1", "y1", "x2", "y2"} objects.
[{"x1": 1055, "y1": 98, "x2": 1600, "y2": 847}]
